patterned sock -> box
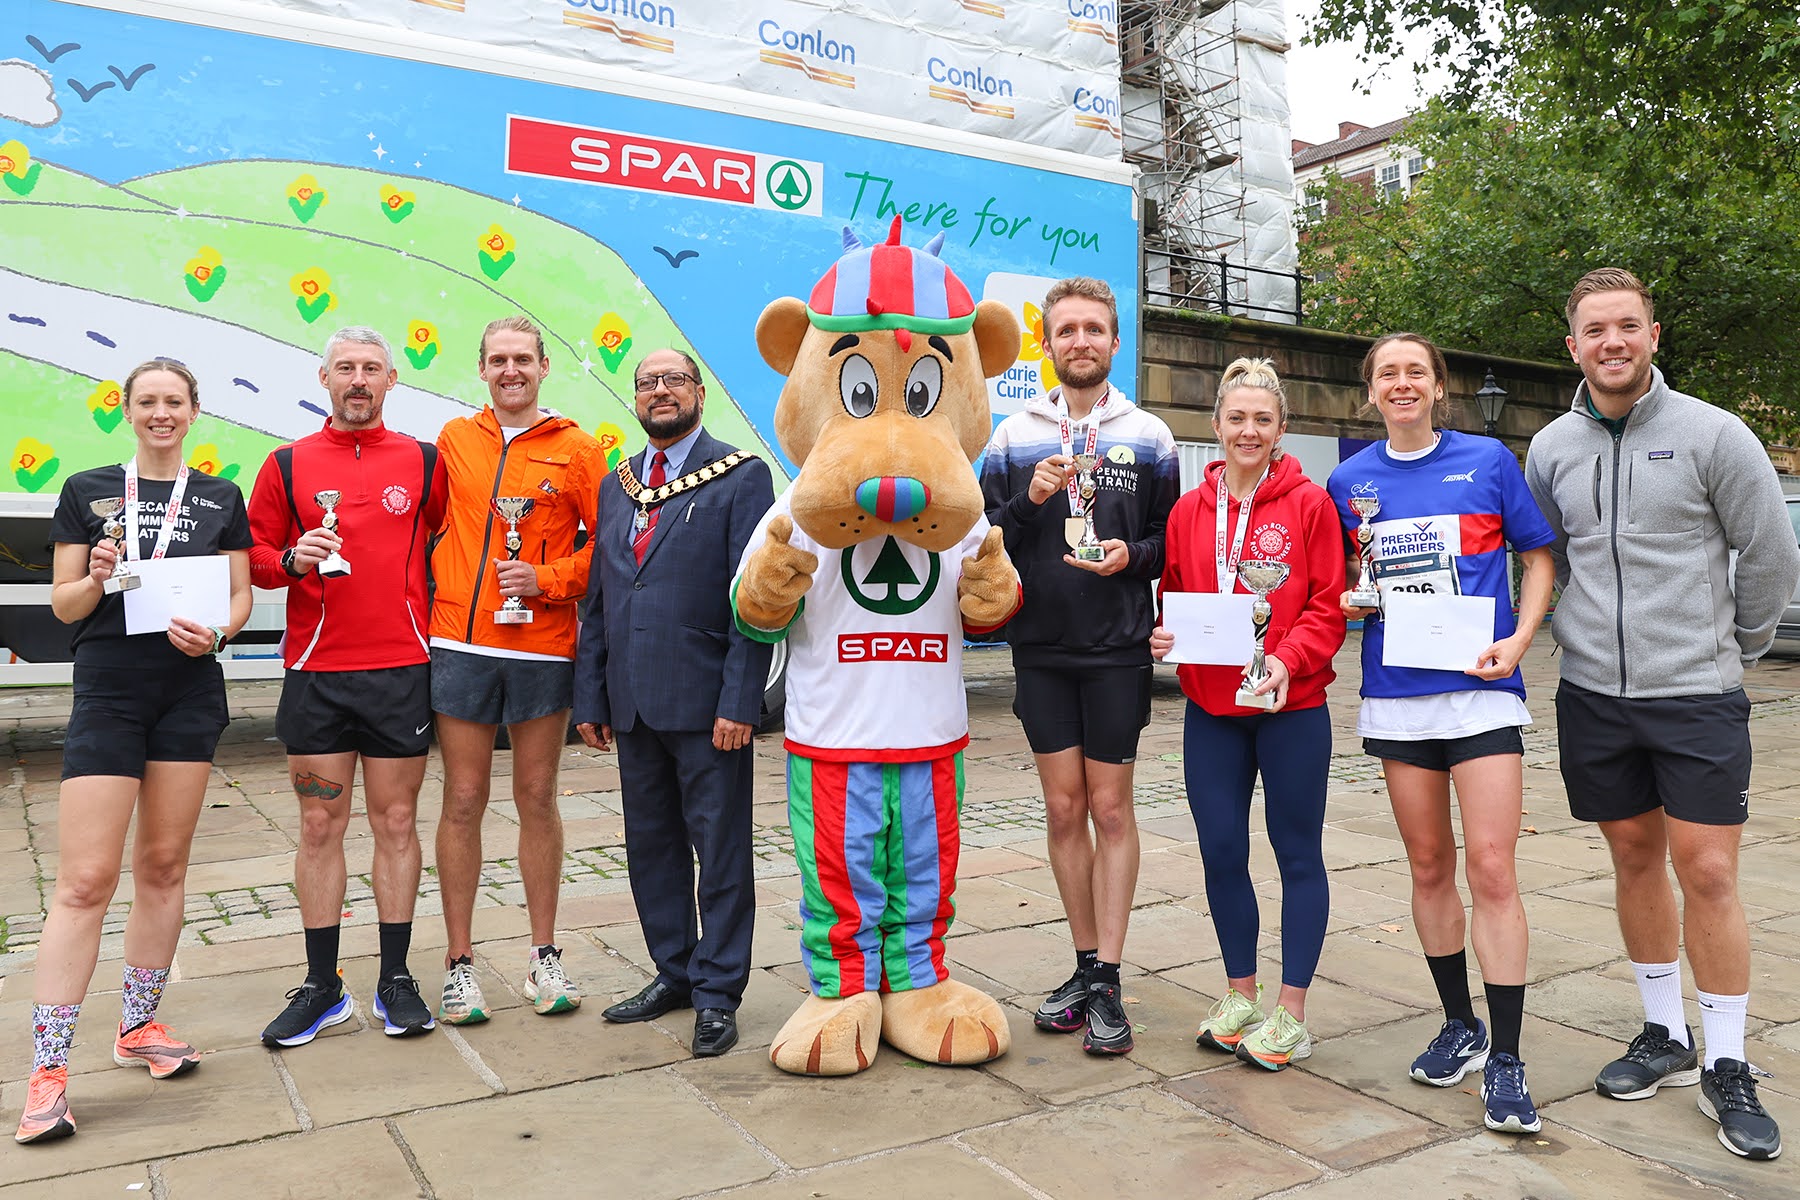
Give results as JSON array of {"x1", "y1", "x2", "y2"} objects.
[
  {"x1": 1696, "y1": 989, "x2": 1748, "y2": 1069},
  {"x1": 1630, "y1": 959, "x2": 1690, "y2": 1047},
  {"x1": 1075, "y1": 948, "x2": 1099, "y2": 979},
  {"x1": 120, "y1": 964, "x2": 171, "y2": 1034},
  {"x1": 1090, "y1": 960, "x2": 1121, "y2": 987},
  {"x1": 31, "y1": 1004, "x2": 80, "y2": 1071}
]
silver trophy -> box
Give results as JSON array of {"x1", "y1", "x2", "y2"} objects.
[
  {"x1": 1347, "y1": 493, "x2": 1382, "y2": 608},
  {"x1": 314, "y1": 490, "x2": 352, "y2": 578},
  {"x1": 1235, "y1": 559, "x2": 1292, "y2": 710},
  {"x1": 491, "y1": 496, "x2": 536, "y2": 624},
  {"x1": 1071, "y1": 453, "x2": 1105, "y2": 563},
  {"x1": 89, "y1": 497, "x2": 140, "y2": 593}
]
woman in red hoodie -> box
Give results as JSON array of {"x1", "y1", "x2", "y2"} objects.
[{"x1": 1151, "y1": 357, "x2": 1346, "y2": 1071}]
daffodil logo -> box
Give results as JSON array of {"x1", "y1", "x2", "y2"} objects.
[
  {"x1": 184, "y1": 247, "x2": 227, "y2": 303},
  {"x1": 290, "y1": 267, "x2": 338, "y2": 324},
  {"x1": 87, "y1": 381, "x2": 125, "y2": 434},
  {"x1": 405, "y1": 320, "x2": 441, "y2": 370},
  {"x1": 478, "y1": 223, "x2": 517, "y2": 280},
  {"x1": 287, "y1": 174, "x2": 328, "y2": 223},
  {"x1": 187, "y1": 444, "x2": 240, "y2": 483},
  {"x1": 12, "y1": 438, "x2": 58, "y2": 492},
  {"x1": 0, "y1": 140, "x2": 40, "y2": 197},
  {"x1": 380, "y1": 184, "x2": 416, "y2": 224},
  {"x1": 594, "y1": 422, "x2": 627, "y2": 470},
  {"x1": 592, "y1": 312, "x2": 632, "y2": 374},
  {"x1": 1019, "y1": 302, "x2": 1059, "y2": 391}
]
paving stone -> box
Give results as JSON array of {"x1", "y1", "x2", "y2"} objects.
[
  {"x1": 950, "y1": 875, "x2": 1064, "y2": 930},
  {"x1": 1117, "y1": 902, "x2": 1223, "y2": 972},
  {"x1": 964, "y1": 1084, "x2": 1318, "y2": 1198},
  {"x1": 721, "y1": 1143, "x2": 1032, "y2": 1199},
  {"x1": 159, "y1": 1120, "x2": 421, "y2": 1199},
  {"x1": 1544, "y1": 1089, "x2": 1790, "y2": 1197},
  {"x1": 979, "y1": 1004, "x2": 1157, "y2": 1103},
  {"x1": 279, "y1": 1017, "x2": 494, "y2": 1126},
  {"x1": 458, "y1": 998, "x2": 686, "y2": 1092},
  {"x1": 945, "y1": 924, "x2": 1079, "y2": 997},
  {"x1": 679, "y1": 1048, "x2": 1037, "y2": 1169},
  {"x1": 1312, "y1": 930, "x2": 1447, "y2": 1010},
  {"x1": 0, "y1": 1164, "x2": 155, "y2": 1198},
  {"x1": 958, "y1": 845, "x2": 1047, "y2": 878}
]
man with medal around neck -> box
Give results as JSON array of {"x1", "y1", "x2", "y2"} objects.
[
  {"x1": 573, "y1": 348, "x2": 775, "y2": 1058},
  {"x1": 980, "y1": 277, "x2": 1181, "y2": 1056}
]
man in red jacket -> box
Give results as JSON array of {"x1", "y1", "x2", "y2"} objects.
[{"x1": 247, "y1": 326, "x2": 447, "y2": 1048}]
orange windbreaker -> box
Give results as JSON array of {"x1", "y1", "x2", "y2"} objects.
[{"x1": 430, "y1": 407, "x2": 604, "y2": 657}]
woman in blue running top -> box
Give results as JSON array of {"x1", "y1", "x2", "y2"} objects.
[{"x1": 1324, "y1": 333, "x2": 1555, "y2": 1136}]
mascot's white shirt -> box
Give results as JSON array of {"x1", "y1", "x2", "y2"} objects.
[{"x1": 737, "y1": 489, "x2": 988, "y2": 762}]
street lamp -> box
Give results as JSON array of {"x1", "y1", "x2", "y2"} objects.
[{"x1": 1474, "y1": 368, "x2": 1508, "y2": 439}]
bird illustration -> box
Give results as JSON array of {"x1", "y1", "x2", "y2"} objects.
[
  {"x1": 652, "y1": 245, "x2": 699, "y2": 269},
  {"x1": 65, "y1": 76, "x2": 114, "y2": 102},
  {"x1": 25, "y1": 36, "x2": 79, "y2": 63},
  {"x1": 108, "y1": 63, "x2": 155, "y2": 90}
]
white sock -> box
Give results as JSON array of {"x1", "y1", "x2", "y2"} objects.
[
  {"x1": 1630, "y1": 959, "x2": 1690, "y2": 1047},
  {"x1": 1696, "y1": 989, "x2": 1748, "y2": 1069}
]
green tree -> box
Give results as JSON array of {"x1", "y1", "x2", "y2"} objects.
[{"x1": 863, "y1": 536, "x2": 919, "y2": 600}]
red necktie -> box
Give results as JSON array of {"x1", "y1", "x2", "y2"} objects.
[{"x1": 632, "y1": 451, "x2": 667, "y2": 565}]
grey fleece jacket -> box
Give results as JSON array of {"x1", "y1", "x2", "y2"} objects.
[{"x1": 1524, "y1": 367, "x2": 1800, "y2": 699}]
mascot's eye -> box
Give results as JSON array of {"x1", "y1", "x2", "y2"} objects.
[
  {"x1": 839, "y1": 354, "x2": 878, "y2": 418},
  {"x1": 904, "y1": 356, "x2": 943, "y2": 418}
]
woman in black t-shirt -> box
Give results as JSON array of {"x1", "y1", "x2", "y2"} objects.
[{"x1": 17, "y1": 360, "x2": 251, "y2": 1145}]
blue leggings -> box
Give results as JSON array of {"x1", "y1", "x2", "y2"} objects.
[{"x1": 1183, "y1": 700, "x2": 1331, "y2": 989}]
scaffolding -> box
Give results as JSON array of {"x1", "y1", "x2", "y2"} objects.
[{"x1": 1121, "y1": 0, "x2": 1299, "y2": 322}]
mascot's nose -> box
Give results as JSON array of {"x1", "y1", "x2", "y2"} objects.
[{"x1": 855, "y1": 476, "x2": 930, "y2": 522}]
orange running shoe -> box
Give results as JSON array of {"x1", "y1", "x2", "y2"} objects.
[
  {"x1": 113, "y1": 1021, "x2": 201, "y2": 1079},
  {"x1": 15, "y1": 1066, "x2": 75, "y2": 1144}
]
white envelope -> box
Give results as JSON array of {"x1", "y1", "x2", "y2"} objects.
[
  {"x1": 1160, "y1": 592, "x2": 1255, "y2": 666},
  {"x1": 1380, "y1": 592, "x2": 1495, "y2": 672},
  {"x1": 122, "y1": 555, "x2": 232, "y2": 635}
]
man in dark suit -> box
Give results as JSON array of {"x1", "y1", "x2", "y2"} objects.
[{"x1": 574, "y1": 348, "x2": 774, "y2": 1057}]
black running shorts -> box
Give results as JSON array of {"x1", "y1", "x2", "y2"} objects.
[
  {"x1": 1556, "y1": 681, "x2": 1752, "y2": 826},
  {"x1": 277, "y1": 664, "x2": 432, "y2": 758},
  {"x1": 1012, "y1": 663, "x2": 1152, "y2": 765},
  {"x1": 62, "y1": 659, "x2": 229, "y2": 780},
  {"x1": 429, "y1": 646, "x2": 573, "y2": 726},
  {"x1": 1363, "y1": 725, "x2": 1524, "y2": 772}
]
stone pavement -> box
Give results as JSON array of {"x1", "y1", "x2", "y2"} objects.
[{"x1": 0, "y1": 638, "x2": 1798, "y2": 1199}]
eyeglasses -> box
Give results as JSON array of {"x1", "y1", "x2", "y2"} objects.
[{"x1": 634, "y1": 371, "x2": 698, "y2": 392}]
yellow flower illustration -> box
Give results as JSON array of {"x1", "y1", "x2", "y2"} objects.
[
  {"x1": 1018, "y1": 301, "x2": 1059, "y2": 391},
  {"x1": 287, "y1": 174, "x2": 327, "y2": 205},
  {"x1": 290, "y1": 267, "x2": 333, "y2": 300},
  {"x1": 188, "y1": 444, "x2": 225, "y2": 476},
  {"x1": 86, "y1": 381, "x2": 122, "y2": 414},
  {"x1": 0, "y1": 140, "x2": 29, "y2": 178},
  {"x1": 479, "y1": 224, "x2": 515, "y2": 259},
  {"x1": 591, "y1": 312, "x2": 634, "y2": 372},
  {"x1": 381, "y1": 185, "x2": 414, "y2": 211},
  {"x1": 409, "y1": 320, "x2": 439, "y2": 348},
  {"x1": 12, "y1": 438, "x2": 53, "y2": 473},
  {"x1": 185, "y1": 246, "x2": 222, "y2": 282}
]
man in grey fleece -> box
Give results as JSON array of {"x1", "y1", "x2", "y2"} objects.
[{"x1": 1526, "y1": 267, "x2": 1800, "y2": 1162}]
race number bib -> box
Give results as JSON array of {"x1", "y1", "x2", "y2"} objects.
[{"x1": 1374, "y1": 550, "x2": 1460, "y2": 597}]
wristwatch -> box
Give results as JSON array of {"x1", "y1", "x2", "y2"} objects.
[
  {"x1": 207, "y1": 626, "x2": 229, "y2": 655},
  {"x1": 281, "y1": 546, "x2": 305, "y2": 578}
]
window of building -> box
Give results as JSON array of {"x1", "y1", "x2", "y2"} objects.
[
  {"x1": 1378, "y1": 162, "x2": 1402, "y2": 195},
  {"x1": 1407, "y1": 154, "x2": 1426, "y2": 179}
]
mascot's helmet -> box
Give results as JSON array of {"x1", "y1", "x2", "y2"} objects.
[{"x1": 805, "y1": 216, "x2": 974, "y2": 350}]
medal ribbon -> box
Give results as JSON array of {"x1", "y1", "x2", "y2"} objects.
[
  {"x1": 1057, "y1": 388, "x2": 1108, "y2": 516},
  {"x1": 1214, "y1": 463, "x2": 1270, "y2": 593},
  {"x1": 123, "y1": 457, "x2": 191, "y2": 563}
]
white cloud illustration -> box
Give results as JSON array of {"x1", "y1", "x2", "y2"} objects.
[{"x1": 0, "y1": 60, "x2": 61, "y2": 128}]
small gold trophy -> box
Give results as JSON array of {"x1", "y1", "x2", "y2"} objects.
[
  {"x1": 491, "y1": 497, "x2": 536, "y2": 624},
  {"x1": 1070, "y1": 453, "x2": 1105, "y2": 563},
  {"x1": 1235, "y1": 559, "x2": 1292, "y2": 710},
  {"x1": 1347, "y1": 493, "x2": 1382, "y2": 609},
  {"x1": 89, "y1": 497, "x2": 140, "y2": 593},
  {"x1": 314, "y1": 490, "x2": 352, "y2": 577}
]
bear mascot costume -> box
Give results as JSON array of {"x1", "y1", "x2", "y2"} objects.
[{"x1": 733, "y1": 218, "x2": 1024, "y2": 1076}]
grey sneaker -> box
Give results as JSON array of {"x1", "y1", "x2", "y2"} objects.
[
  {"x1": 524, "y1": 946, "x2": 581, "y2": 1015},
  {"x1": 439, "y1": 958, "x2": 489, "y2": 1026},
  {"x1": 1595, "y1": 1022, "x2": 1700, "y2": 1100}
]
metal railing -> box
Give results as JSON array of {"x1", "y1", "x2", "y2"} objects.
[{"x1": 1143, "y1": 245, "x2": 1305, "y2": 325}]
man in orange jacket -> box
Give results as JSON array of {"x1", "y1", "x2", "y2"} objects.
[{"x1": 429, "y1": 316, "x2": 604, "y2": 1025}]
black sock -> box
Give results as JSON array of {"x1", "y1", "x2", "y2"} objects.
[
  {"x1": 1090, "y1": 960, "x2": 1121, "y2": 987},
  {"x1": 378, "y1": 922, "x2": 413, "y2": 980},
  {"x1": 1076, "y1": 948, "x2": 1099, "y2": 978},
  {"x1": 1426, "y1": 950, "x2": 1477, "y2": 1027},
  {"x1": 303, "y1": 925, "x2": 341, "y2": 989},
  {"x1": 1485, "y1": 982, "x2": 1525, "y2": 1059}
]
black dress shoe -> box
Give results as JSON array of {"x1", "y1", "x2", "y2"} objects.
[
  {"x1": 602, "y1": 979, "x2": 691, "y2": 1023},
  {"x1": 692, "y1": 1009, "x2": 738, "y2": 1057}
]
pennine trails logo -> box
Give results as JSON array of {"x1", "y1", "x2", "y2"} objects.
[
  {"x1": 505, "y1": 115, "x2": 824, "y2": 215},
  {"x1": 1071, "y1": 83, "x2": 1120, "y2": 140},
  {"x1": 562, "y1": 0, "x2": 677, "y2": 54},
  {"x1": 927, "y1": 56, "x2": 1016, "y2": 119},
  {"x1": 1066, "y1": 0, "x2": 1119, "y2": 46},
  {"x1": 758, "y1": 18, "x2": 857, "y2": 89}
]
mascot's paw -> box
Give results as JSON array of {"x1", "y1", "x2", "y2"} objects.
[
  {"x1": 957, "y1": 526, "x2": 1021, "y2": 630},
  {"x1": 770, "y1": 991, "x2": 882, "y2": 1076},
  {"x1": 737, "y1": 514, "x2": 820, "y2": 632},
  {"x1": 880, "y1": 979, "x2": 1011, "y2": 1066}
]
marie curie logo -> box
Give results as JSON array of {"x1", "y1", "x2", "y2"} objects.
[
  {"x1": 1071, "y1": 83, "x2": 1120, "y2": 140},
  {"x1": 926, "y1": 55, "x2": 1016, "y2": 120},
  {"x1": 758, "y1": 18, "x2": 857, "y2": 89},
  {"x1": 562, "y1": 0, "x2": 677, "y2": 53},
  {"x1": 1066, "y1": 0, "x2": 1119, "y2": 45}
]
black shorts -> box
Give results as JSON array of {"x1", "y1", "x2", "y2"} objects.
[
  {"x1": 1556, "y1": 681, "x2": 1752, "y2": 826},
  {"x1": 1012, "y1": 663, "x2": 1152, "y2": 765},
  {"x1": 277, "y1": 664, "x2": 432, "y2": 758},
  {"x1": 430, "y1": 646, "x2": 573, "y2": 726},
  {"x1": 63, "y1": 659, "x2": 229, "y2": 780},
  {"x1": 1363, "y1": 725, "x2": 1524, "y2": 773}
]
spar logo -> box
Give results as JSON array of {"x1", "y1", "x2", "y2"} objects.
[
  {"x1": 504, "y1": 115, "x2": 823, "y2": 216},
  {"x1": 758, "y1": 18, "x2": 857, "y2": 89},
  {"x1": 562, "y1": 0, "x2": 676, "y2": 54},
  {"x1": 927, "y1": 56, "x2": 1016, "y2": 119},
  {"x1": 1066, "y1": 0, "x2": 1119, "y2": 45},
  {"x1": 837, "y1": 632, "x2": 950, "y2": 663},
  {"x1": 1071, "y1": 83, "x2": 1121, "y2": 140}
]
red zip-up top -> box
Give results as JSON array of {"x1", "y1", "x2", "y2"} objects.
[
  {"x1": 1159, "y1": 454, "x2": 1346, "y2": 716},
  {"x1": 248, "y1": 419, "x2": 448, "y2": 671}
]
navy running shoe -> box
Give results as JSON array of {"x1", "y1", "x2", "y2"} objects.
[
  {"x1": 1481, "y1": 1052, "x2": 1543, "y2": 1133},
  {"x1": 1700, "y1": 1058, "x2": 1782, "y2": 1160},
  {"x1": 372, "y1": 974, "x2": 437, "y2": 1037},
  {"x1": 261, "y1": 976, "x2": 354, "y2": 1048},
  {"x1": 1410, "y1": 1016, "x2": 1490, "y2": 1086}
]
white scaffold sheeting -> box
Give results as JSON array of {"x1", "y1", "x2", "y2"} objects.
[{"x1": 242, "y1": 0, "x2": 1127, "y2": 160}]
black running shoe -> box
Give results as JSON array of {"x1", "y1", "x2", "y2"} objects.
[
  {"x1": 1081, "y1": 981, "x2": 1133, "y2": 1056},
  {"x1": 1034, "y1": 971, "x2": 1090, "y2": 1033},
  {"x1": 261, "y1": 976, "x2": 354, "y2": 1048},
  {"x1": 373, "y1": 974, "x2": 437, "y2": 1037},
  {"x1": 1595, "y1": 1022, "x2": 1701, "y2": 1100},
  {"x1": 1700, "y1": 1058, "x2": 1782, "y2": 1160}
]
